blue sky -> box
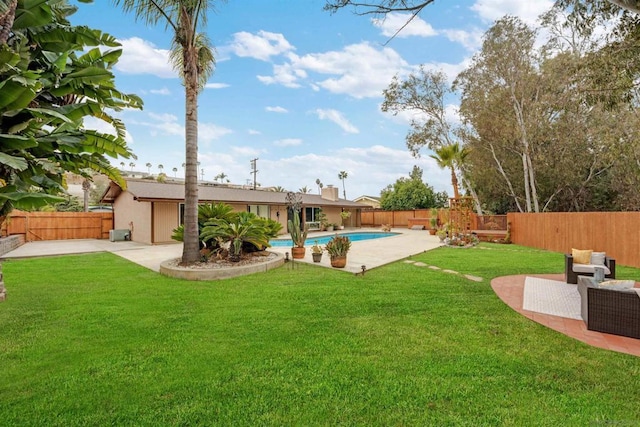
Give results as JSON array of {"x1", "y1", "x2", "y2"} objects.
[{"x1": 71, "y1": 0, "x2": 552, "y2": 199}]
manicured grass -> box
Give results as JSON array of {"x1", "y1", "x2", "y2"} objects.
[{"x1": 1, "y1": 244, "x2": 639, "y2": 425}]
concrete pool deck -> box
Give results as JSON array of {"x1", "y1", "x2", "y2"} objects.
[{"x1": 1, "y1": 227, "x2": 442, "y2": 274}]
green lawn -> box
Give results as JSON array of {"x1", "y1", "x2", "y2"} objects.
[{"x1": 1, "y1": 243, "x2": 639, "y2": 426}]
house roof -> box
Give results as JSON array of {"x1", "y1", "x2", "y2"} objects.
[
  {"x1": 354, "y1": 195, "x2": 381, "y2": 202},
  {"x1": 102, "y1": 179, "x2": 364, "y2": 208}
]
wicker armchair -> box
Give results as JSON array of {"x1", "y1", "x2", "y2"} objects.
[
  {"x1": 578, "y1": 276, "x2": 640, "y2": 339},
  {"x1": 565, "y1": 254, "x2": 615, "y2": 284}
]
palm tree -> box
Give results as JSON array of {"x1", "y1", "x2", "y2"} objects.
[
  {"x1": 429, "y1": 143, "x2": 466, "y2": 199},
  {"x1": 271, "y1": 186, "x2": 287, "y2": 192},
  {"x1": 158, "y1": 164, "x2": 164, "y2": 173},
  {"x1": 114, "y1": 0, "x2": 216, "y2": 263},
  {"x1": 338, "y1": 171, "x2": 348, "y2": 199},
  {"x1": 120, "y1": 161, "x2": 125, "y2": 170},
  {"x1": 172, "y1": 167, "x2": 178, "y2": 177},
  {"x1": 145, "y1": 162, "x2": 152, "y2": 174},
  {"x1": 315, "y1": 178, "x2": 323, "y2": 194},
  {"x1": 298, "y1": 186, "x2": 311, "y2": 194},
  {"x1": 129, "y1": 162, "x2": 135, "y2": 171}
]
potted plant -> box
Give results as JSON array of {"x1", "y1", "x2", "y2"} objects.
[
  {"x1": 429, "y1": 208, "x2": 438, "y2": 235},
  {"x1": 325, "y1": 234, "x2": 351, "y2": 268},
  {"x1": 436, "y1": 225, "x2": 448, "y2": 242},
  {"x1": 339, "y1": 210, "x2": 351, "y2": 229},
  {"x1": 287, "y1": 212, "x2": 308, "y2": 259},
  {"x1": 311, "y1": 240, "x2": 323, "y2": 262}
]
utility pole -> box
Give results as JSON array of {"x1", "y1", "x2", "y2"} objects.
[{"x1": 250, "y1": 158, "x2": 259, "y2": 190}]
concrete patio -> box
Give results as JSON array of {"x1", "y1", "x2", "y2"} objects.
[{"x1": 0, "y1": 228, "x2": 442, "y2": 274}]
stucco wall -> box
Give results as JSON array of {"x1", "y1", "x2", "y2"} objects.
[{"x1": 114, "y1": 192, "x2": 152, "y2": 244}]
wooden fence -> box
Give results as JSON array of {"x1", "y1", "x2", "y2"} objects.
[
  {"x1": 2, "y1": 211, "x2": 114, "y2": 241},
  {"x1": 361, "y1": 209, "x2": 506, "y2": 231},
  {"x1": 507, "y1": 212, "x2": 640, "y2": 268}
]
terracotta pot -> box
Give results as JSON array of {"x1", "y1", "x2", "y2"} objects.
[
  {"x1": 291, "y1": 246, "x2": 306, "y2": 259},
  {"x1": 330, "y1": 255, "x2": 347, "y2": 268},
  {"x1": 429, "y1": 228, "x2": 437, "y2": 235},
  {"x1": 312, "y1": 252, "x2": 322, "y2": 263}
]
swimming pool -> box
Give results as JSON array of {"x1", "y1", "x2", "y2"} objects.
[{"x1": 269, "y1": 232, "x2": 399, "y2": 247}]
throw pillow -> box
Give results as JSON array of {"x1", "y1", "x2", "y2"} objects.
[
  {"x1": 572, "y1": 248, "x2": 592, "y2": 265},
  {"x1": 590, "y1": 252, "x2": 606, "y2": 266}
]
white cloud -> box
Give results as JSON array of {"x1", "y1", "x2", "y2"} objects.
[
  {"x1": 229, "y1": 30, "x2": 294, "y2": 61},
  {"x1": 231, "y1": 146, "x2": 263, "y2": 156},
  {"x1": 116, "y1": 37, "x2": 175, "y2": 78},
  {"x1": 83, "y1": 116, "x2": 134, "y2": 145},
  {"x1": 143, "y1": 113, "x2": 232, "y2": 144},
  {"x1": 291, "y1": 42, "x2": 410, "y2": 99},
  {"x1": 150, "y1": 87, "x2": 171, "y2": 95},
  {"x1": 471, "y1": 0, "x2": 553, "y2": 26},
  {"x1": 248, "y1": 129, "x2": 261, "y2": 135},
  {"x1": 372, "y1": 13, "x2": 438, "y2": 38},
  {"x1": 257, "y1": 63, "x2": 304, "y2": 88},
  {"x1": 205, "y1": 83, "x2": 230, "y2": 89},
  {"x1": 199, "y1": 123, "x2": 233, "y2": 144},
  {"x1": 274, "y1": 138, "x2": 303, "y2": 147},
  {"x1": 314, "y1": 109, "x2": 359, "y2": 134},
  {"x1": 265, "y1": 106, "x2": 288, "y2": 113},
  {"x1": 441, "y1": 28, "x2": 484, "y2": 51},
  {"x1": 255, "y1": 145, "x2": 450, "y2": 198}
]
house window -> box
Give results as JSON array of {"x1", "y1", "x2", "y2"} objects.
[
  {"x1": 305, "y1": 207, "x2": 321, "y2": 223},
  {"x1": 179, "y1": 203, "x2": 185, "y2": 225},
  {"x1": 249, "y1": 204, "x2": 270, "y2": 219}
]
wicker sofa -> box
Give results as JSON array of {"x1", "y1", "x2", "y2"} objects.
[
  {"x1": 565, "y1": 253, "x2": 615, "y2": 284},
  {"x1": 577, "y1": 276, "x2": 640, "y2": 339}
]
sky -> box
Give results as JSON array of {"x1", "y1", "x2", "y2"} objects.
[{"x1": 71, "y1": 0, "x2": 553, "y2": 199}]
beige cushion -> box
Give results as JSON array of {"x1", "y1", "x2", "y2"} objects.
[
  {"x1": 573, "y1": 263, "x2": 611, "y2": 275},
  {"x1": 590, "y1": 252, "x2": 606, "y2": 266},
  {"x1": 572, "y1": 248, "x2": 592, "y2": 265}
]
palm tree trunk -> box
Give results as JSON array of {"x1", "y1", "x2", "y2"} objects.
[
  {"x1": 0, "y1": 0, "x2": 17, "y2": 44},
  {"x1": 450, "y1": 166, "x2": 460, "y2": 199},
  {"x1": 181, "y1": 44, "x2": 200, "y2": 264}
]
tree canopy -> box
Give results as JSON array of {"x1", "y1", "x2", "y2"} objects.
[
  {"x1": 0, "y1": 0, "x2": 140, "y2": 222},
  {"x1": 380, "y1": 166, "x2": 447, "y2": 210}
]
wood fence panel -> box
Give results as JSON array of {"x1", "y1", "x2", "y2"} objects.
[
  {"x1": 4, "y1": 211, "x2": 113, "y2": 241},
  {"x1": 361, "y1": 211, "x2": 374, "y2": 226},
  {"x1": 508, "y1": 212, "x2": 640, "y2": 268}
]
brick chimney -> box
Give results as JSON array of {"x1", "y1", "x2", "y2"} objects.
[{"x1": 321, "y1": 185, "x2": 339, "y2": 201}]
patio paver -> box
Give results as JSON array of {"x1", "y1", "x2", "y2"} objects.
[{"x1": 492, "y1": 274, "x2": 640, "y2": 357}]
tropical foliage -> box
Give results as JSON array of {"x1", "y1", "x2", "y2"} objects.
[
  {"x1": 172, "y1": 203, "x2": 282, "y2": 261},
  {"x1": 200, "y1": 212, "x2": 281, "y2": 262},
  {"x1": 0, "y1": 0, "x2": 140, "y2": 223}
]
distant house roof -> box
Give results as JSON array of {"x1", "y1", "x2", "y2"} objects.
[
  {"x1": 354, "y1": 195, "x2": 380, "y2": 202},
  {"x1": 102, "y1": 179, "x2": 364, "y2": 208}
]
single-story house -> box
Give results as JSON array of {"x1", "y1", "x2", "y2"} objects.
[{"x1": 101, "y1": 179, "x2": 364, "y2": 244}]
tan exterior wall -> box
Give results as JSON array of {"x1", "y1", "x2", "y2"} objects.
[
  {"x1": 153, "y1": 202, "x2": 179, "y2": 244},
  {"x1": 114, "y1": 191, "x2": 152, "y2": 244}
]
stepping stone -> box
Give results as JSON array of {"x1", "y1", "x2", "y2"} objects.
[
  {"x1": 428, "y1": 266, "x2": 441, "y2": 270},
  {"x1": 442, "y1": 269, "x2": 459, "y2": 275},
  {"x1": 404, "y1": 260, "x2": 416, "y2": 264},
  {"x1": 465, "y1": 274, "x2": 483, "y2": 282},
  {"x1": 414, "y1": 262, "x2": 427, "y2": 267}
]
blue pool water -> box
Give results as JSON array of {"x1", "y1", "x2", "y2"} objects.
[{"x1": 269, "y1": 232, "x2": 398, "y2": 247}]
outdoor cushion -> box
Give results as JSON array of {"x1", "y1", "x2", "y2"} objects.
[
  {"x1": 573, "y1": 263, "x2": 611, "y2": 275},
  {"x1": 591, "y1": 252, "x2": 606, "y2": 265},
  {"x1": 572, "y1": 248, "x2": 593, "y2": 264},
  {"x1": 597, "y1": 280, "x2": 636, "y2": 290}
]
